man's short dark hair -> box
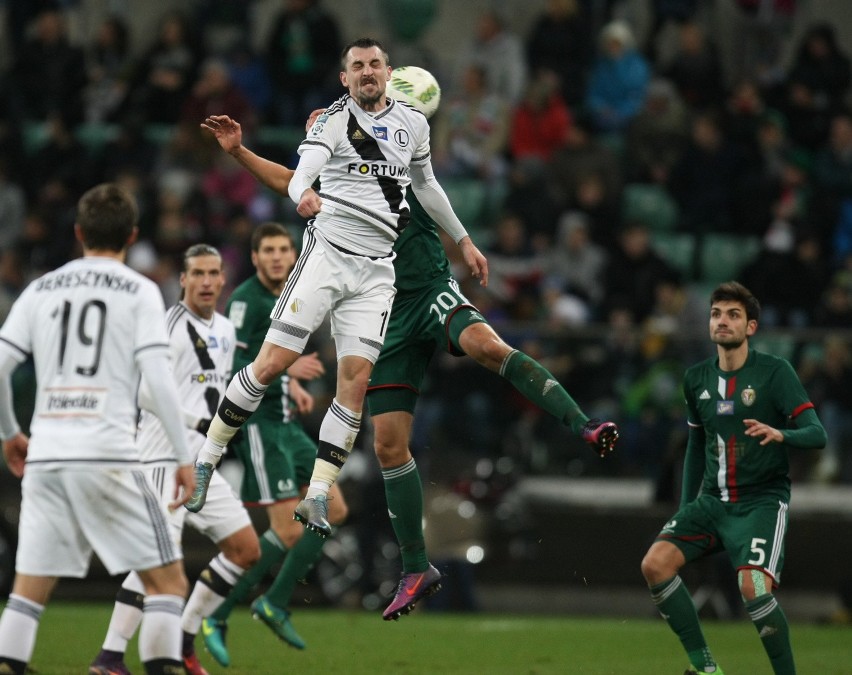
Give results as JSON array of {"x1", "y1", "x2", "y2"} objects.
[
  {"x1": 251, "y1": 222, "x2": 293, "y2": 252},
  {"x1": 711, "y1": 281, "x2": 761, "y2": 323},
  {"x1": 340, "y1": 37, "x2": 390, "y2": 70},
  {"x1": 76, "y1": 183, "x2": 138, "y2": 252}
]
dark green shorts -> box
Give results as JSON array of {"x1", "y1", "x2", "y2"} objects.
[
  {"x1": 230, "y1": 418, "x2": 317, "y2": 506},
  {"x1": 655, "y1": 493, "x2": 790, "y2": 584},
  {"x1": 367, "y1": 276, "x2": 487, "y2": 416}
]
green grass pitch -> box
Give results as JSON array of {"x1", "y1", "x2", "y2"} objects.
[{"x1": 10, "y1": 602, "x2": 849, "y2": 674}]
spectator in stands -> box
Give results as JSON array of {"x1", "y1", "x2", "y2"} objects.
[
  {"x1": 432, "y1": 64, "x2": 511, "y2": 184},
  {"x1": 224, "y1": 39, "x2": 273, "y2": 123},
  {"x1": 180, "y1": 57, "x2": 257, "y2": 133},
  {"x1": 12, "y1": 8, "x2": 87, "y2": 124},
  {"x1": 501, "y1": 159, "x2": 560, "y2": 251},
  {"x1": 509, "y1": 68, "x2": 572, "y2": 164},
  {"x1": 787, "y1": 23, "x2": 851, "y2": 113},
  {"x1": 603, "y1": 222, "x2": 677, "y2": 324},
  {"x1": 0, "y1": 159, "x2": 26, "y2": 251},
  {"x1": 807, "y1": 336, "x2": 852, "y2": 483},
  {"x1": 729, "y1": 0, "x2": 799, "y2": 88},
  {"x1": 643, "y1": 0, "x2": 699, "y2": 65},
  {"x1": 265, "y1": 0, "x2": 342, "y2": 126},
  {"x1": 0, "y1": 248, "x2": 26, "y2": 324},
  {"x1": 669, "y1": 110, "x2": 742, "y2": 233},
  {"x1": 525, "y1": 0, "x2": 593, "y2": 106},
  {"x1": 24, "y1": 112, "x2": 93, "y2": 200},
  {"x1": 584, "y1": 20, "x2": 650, "y2": 134},
  {"x1": 813, "y1": 112, "x2": 852, "y2": 256},
  {"x1": 484, "y1": 214, "x2": 543, "y2": 317},
  {"x1": 569, "y1": 170, "x2": 623, "y2": 249},
  {"x1": 734, "y1": 109, "x2": 796, "y2": 235},
  {"x1": 547, "y1": 114, "x2": 622, "y2": 214},
  {"x1": 124, "y1": 11, "x2": 199, "y2": 125},
  {"x1": 660, "y1": 20, "x2": 724, "y2": 112},
  {"x1": 814, "y1": 275, "x2": 852, "y2": 328},
  {"x1": 624, "y1": 77, "x2": 689, "y2": 184},
  {"x1": 742, "y1": 228, "x2": 828, "y2": 327},
  {"x1": 83, "y1": 15, "x2": 133, "y2": 123},
  {"x1": 721, "y1": 78, "x2": 769, "y2": 152},
  {"x1": 541, "y1": 211, "x2": 607, "y2": 324},
  {"x1": 455, "y1": 9, "x2": 527, "y2": 105},
  {"x1": 776, "y1": 75, "x2": 835, "y2": 152}
]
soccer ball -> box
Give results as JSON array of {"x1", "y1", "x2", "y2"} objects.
[{"x1": 387, "y1": 66, "x2": 441, "y2": 119}]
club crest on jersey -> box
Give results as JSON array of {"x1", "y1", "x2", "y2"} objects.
[
  {"x1": 394, "y1": 129, "x2": 409, "y2": 147},
  {"x1": 372, "y1": 126, "x2": 388, "y2": 140},
  {"x1": 741, "y1": 387, "x2": 756, "y2": 406},
  {"x1": 717, "y1": 400, "x2": 734, "y2": 415}
]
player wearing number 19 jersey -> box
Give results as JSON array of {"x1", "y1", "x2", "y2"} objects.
[
  {"x1": 641, "y1": 281, "x2": 826, "y2": 675},
  {"x1": 0, "y1": 183, "x2": 194, "y2": 675}
]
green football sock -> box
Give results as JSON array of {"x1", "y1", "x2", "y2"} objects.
[
  {"x1": 500, "y1": 350, "x2": 589, "y2": 434},
  {"x1": 265, "y1": 527, "x2": 327, "y2": 609},
  {"x1": 383, "y1": 458, "x2": 428, "y2": 573},
  {"x1": 650, "y1": 576, "x2": 718, "y2": 672},
  {"x1": 211, "y1": 529, "x2": 287, "y2": 621},
  {"x1": 746, "y1": 595, "x2": 795, "y2": 675}
]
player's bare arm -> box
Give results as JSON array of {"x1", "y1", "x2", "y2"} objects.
[
  {"x1": 201, "y1": 115, "x2": 294, "y2": 194},
  {"x1": 289, "y1": 378, "x2": 315, "y2": 416},
  {"x1": 458, "y1": 236, "x2": 489, "y2": 287},
  {"x1": 286, "y1": 352, "x2": 325, "y2": 380},
  {"x1": 743, "y1": 419, "x2": 784, "y2": 446},
  {"x1": 2, "y1": 433, "x2": 28, "y2": 478}
]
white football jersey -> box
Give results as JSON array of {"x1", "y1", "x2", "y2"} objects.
[
  {"x1": 301, "y1": 94, "x2": 431, "y2": 256},
  {"x1": 0, "y1": 257, "x2": 169, "y2": 468},
  {"x1": 138, "y1": 303, "x2": 235, "y2": 464}
]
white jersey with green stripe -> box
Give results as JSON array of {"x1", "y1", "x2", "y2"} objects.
[{"x1": 684, "y1": 348, "x2": 814, "y2": 503}]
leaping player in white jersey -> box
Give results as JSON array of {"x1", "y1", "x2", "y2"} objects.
[
  {"x1": 0, "y1": 183, "x2": 195, "y2": 675},
  {"x1": 188, "y1": 37, "x2": 487, "y2": 552},
  {"x1": 90, "y1": 244, "x2": 261, "y2": 675}
]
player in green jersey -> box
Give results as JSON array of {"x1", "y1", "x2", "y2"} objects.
[
  {"x1": 200, "y1": 109, "x2": 617, "y2": 621},
  {"x1": 200, "y1": 223, "x2": 349, "y2": 661},
  {"x1": 640, "y1": 281, "x2": 827, "y2": 675}
]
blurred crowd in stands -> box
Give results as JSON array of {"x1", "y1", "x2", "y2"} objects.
[{"x1": 1, "y1": 0, "x2": 851, "y2": 489}]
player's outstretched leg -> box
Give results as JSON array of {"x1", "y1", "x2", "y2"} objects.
[
  {"x1": 382, "y1": 564, "x2": 442, "y2": 621},
  {"x1": 250, "y1": 596, "x2": 306, "y2": 649}
]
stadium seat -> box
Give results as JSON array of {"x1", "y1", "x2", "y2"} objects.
[
  {"x1": 622, "y1": 183, "x2": 679, "y2": 231},
  {"x1": 651, "y1": 231, "x2": 696, "y2": 280},
  {"x1": 698, "y1": 233, "x2": 762, "y2": 285}
]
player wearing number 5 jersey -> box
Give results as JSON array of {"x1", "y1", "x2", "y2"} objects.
[
  {"x1": 0, "y1": 183, "x2": 195, "y2": 675},
  {"x1": 188, "y1": 38, "x2": 486, "y2": 543},
  {"x1": 641, "y1": 282, "x2": 827, "y2": 675}
]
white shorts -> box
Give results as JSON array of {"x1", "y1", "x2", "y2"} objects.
[
  {"x1": 265, "y1": 226, "x2": 396, "y2": 364},
  {"x1": 148, "y1": 465, "x2": 252, "y2": 545},
  {"x1": 16, "y1": 468, "x2": 180, "y2": 577}
]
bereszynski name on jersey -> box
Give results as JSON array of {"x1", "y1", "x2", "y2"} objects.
[{"x1": 299, "y1": 94, "x2": 431, "y2": 256}]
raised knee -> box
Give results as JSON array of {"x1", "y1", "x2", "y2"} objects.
[{"x1": 641, "y1": 550, "x2": 671, "y2": 585}]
